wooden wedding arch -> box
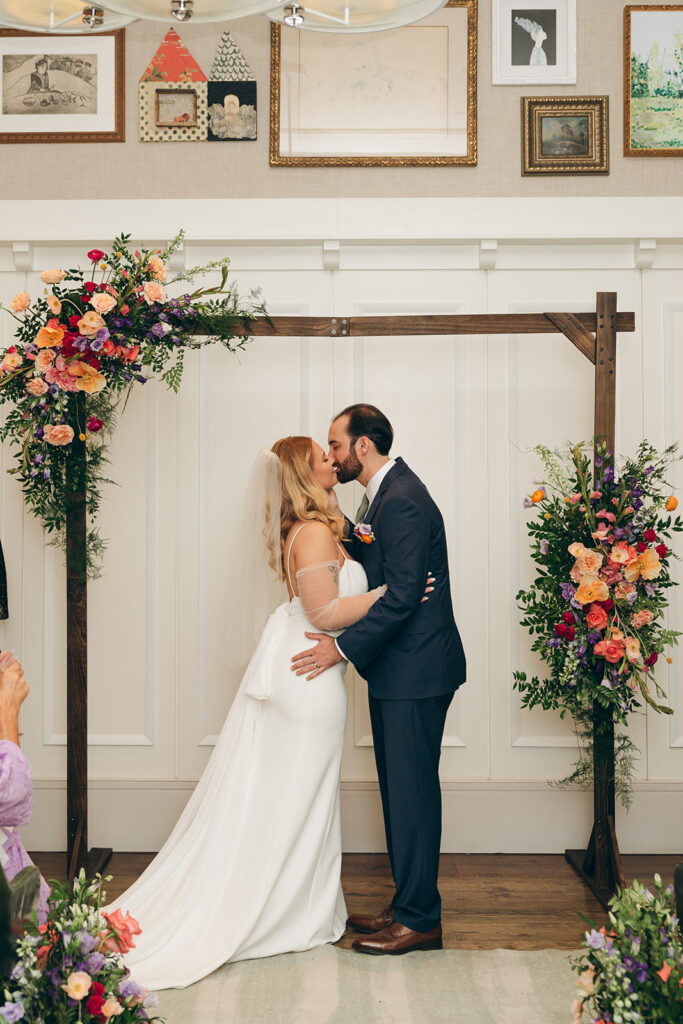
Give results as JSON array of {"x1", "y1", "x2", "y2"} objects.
[{"x1": 68, "y1": 292, "x2": 633, "y2": 910}]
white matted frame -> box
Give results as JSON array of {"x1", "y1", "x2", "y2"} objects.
[{"x1": 492, "y1": 0, "x2": 576, "y2": 85}]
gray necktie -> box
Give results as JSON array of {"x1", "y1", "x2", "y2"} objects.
[{"x1": 355, "y1": 493, "x2": 369, "y2": 524}]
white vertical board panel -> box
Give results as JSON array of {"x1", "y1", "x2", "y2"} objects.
[
  {"x1": 487, "y1": 270, "x2": 645, "y2": 782},
  {"x1": 331, "y1": 270, "x2": 489, "y2": 786},
  {"x1": 642, "y1": 271, "x2": 683, "y2": 781}
]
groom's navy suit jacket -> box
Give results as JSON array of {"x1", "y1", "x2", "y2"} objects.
[{"x1": 338, "y1": 459, "x2": 466, "y2": 700}]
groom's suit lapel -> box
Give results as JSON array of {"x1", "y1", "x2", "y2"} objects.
[{"x1": 363, "y1": 458, "x2": 407, "y2": 528}]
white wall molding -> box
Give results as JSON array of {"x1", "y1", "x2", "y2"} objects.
[{"x1": 11, "y1": 242, "x2": 32, "y2": 272}]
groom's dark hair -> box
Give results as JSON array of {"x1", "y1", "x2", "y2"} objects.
[{"x1": 334, "y1": 404, "x2": 393, "y2": 456}]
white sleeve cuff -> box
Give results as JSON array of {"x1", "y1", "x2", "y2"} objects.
[{"x1": 335, "y1": 639, "x2": 347, "y2": 660}]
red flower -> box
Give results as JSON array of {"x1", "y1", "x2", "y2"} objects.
[
  {"x1": 636, "y1": 541, "x2": 647, "y2": 553},
  {"x1": 643, "y1": 528, "x2": 657, "y2": 542},
  {"x1": 69, "y1": 314, "x2": 82, "y2": 328},
  {"x1": 87, "y1": 416, "x2": 104, "y2": 433},
  {"x1": 85, "y1": 356, "x2": 101, "y2": 370},
  {"x1": 563, "y1": 611, "x2": 575, "y2": 624},
  {"x1": 85, "y1": 994, "x2": 104, "y2": 1016},
  {"x1": 8, "y1": 346, "x2": 16, "y2": 354},
  {"x1": 87, "y1": 250, "x2": 105, "y2": 262},
  {"x1": 598, "y1": 599, "x2": 614, "y2": 612},
  {"x1": 554, "y1": 623, "x2": 567, "y2": 637},
  {"x1": 656, "y1": 543, "x2": 668, "y2": 559},
  {"x1": 84, "y1": 281, "x2": 98, "y2": 293},
  {"x1": 565, "y1": 625, "x2": 575, "y2": 640},
  {"x1": 645, "y1": 651, "x2": 658, "y2": 667}
]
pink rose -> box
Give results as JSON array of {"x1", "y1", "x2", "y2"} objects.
[
  {"x1": 39, "y1": 269, "x2": 66, "y2": 284},
  {"x1": 35, "y1": 349, "x2": 56, "y2": 373},
  {"x1": 26, "y1": 377, "x2": 48, "y2": 396},
  {"x1": 10, "y1": 291, "x2": 30, "y2": 313},
  {"x1": 44, "y1": 423, "x2": 74, "y2": 446},
  {"x1": 89, "y1": 292, "x2": 117, "y2": 315},
  {"x1": 142, "y1": 280, "x2": 166, "y2": 305},
  {"x1": 631, "y1": 609, "x2": 654, "y2": 629}
]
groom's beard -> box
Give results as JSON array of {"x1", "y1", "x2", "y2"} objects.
[{"x1": 334, "y1": 447, "x2": 363, "y2": 484}]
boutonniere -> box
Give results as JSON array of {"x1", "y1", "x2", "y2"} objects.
[{"x1": 354, "y1": 523, "x2": 375, "y2": 544}]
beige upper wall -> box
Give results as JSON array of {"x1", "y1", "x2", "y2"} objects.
[{"x1": 1, "y1": 0, "x2": 681, "y2": 200}]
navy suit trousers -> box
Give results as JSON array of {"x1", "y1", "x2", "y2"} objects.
[{"x1": 368, "y1": 691, "x2": 453, "y2": 933}]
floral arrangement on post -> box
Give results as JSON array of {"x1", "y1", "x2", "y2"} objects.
[
  {"x1": 0, "y1": 870, "x2": 161, "y2": 1023},
  {"x1": 0, "y1": 231, "x2": 266, "y2": 574},
  {"x1": 571, "y1": 874, "x2": 682, "y2": 1024},
  {"x1": 513, "y1": 441, "x2": 682, "y2": 803}
]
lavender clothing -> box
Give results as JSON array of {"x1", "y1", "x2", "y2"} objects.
[{"x1": 0, "y1": 740, "x2": 49, "y2": 923}]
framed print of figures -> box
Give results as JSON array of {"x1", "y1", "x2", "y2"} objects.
[
  {"x1": 270, "y1": 0, "x2": 477, "y2": 167},
  {"x1": 624, "y1": 5, "x2": 683, "y2": 156},
  {"x1": 0, "y1": 29, "x2": 124, "y2": 143},
  {"x1": 493, "y1": 0, "x2": 576, "y2": 84},
  {"x1": 521, "y1": 96, "x2": 609, "y2": 175}
]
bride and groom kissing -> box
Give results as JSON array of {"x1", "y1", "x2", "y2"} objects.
[{"x1": 106, "y1": 404, "x2": 466, "y2": 990}]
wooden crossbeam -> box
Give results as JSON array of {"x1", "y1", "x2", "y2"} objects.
[{"x1": 544, "y1": 312, "x2": 596, "y2": 364}]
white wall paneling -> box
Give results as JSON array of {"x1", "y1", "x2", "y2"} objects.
[{"x1": 1, "y1": 198, "x2": 682, "y2": 853}]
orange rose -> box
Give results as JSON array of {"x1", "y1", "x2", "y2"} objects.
[
  {"x1": 576, "y1": 548, "x2": 604, "y2": 576},
  {"x1": 147, "y1": 255, "x2": 167, "y2": 282},
  {"x1": 142, "y1": 280, "x2": 165, "y2": 305},
  {"x1": 608, "y1": 542, "x2": 637, "y2": 565},
  {"x1": 631, "y1": 609, "x2": 654, "y2": 629},
  {"x1": 585, "y1": 603, "x2": 608, "y2": 630},
  {"x1": 665, "y1": 496, "x2": 678, "y2": 512},
  {"x1": 39, "y1": 269, "x2": 66, "y2": 284},
  {"x1": 44, "y1": 423, "x2": 74, "y2": 446},
  {"x1": 593, "y1": 638, "x2": 625, "y2": 663},
  {"x1": 26, "y1": 377, "x2": 48, "y2": 396},
  {"x1": 101, "y1": 909, "x2": 141, "y2": 954},
  {"x1": 35, "y1": 349, "x2": 56, "y2": 373},
  {"x1": 575, "y1": 576, "x2": 610, "y2": 605},
  {"x1": 89, "y1": 292, "x2": 117, "y2": 315},
  {"x1": 46, "y1": 295, "x2": 62, "y2": 315},
  {"x1": 623, "y1": 547, "x2": 662, "y2": 583},
  {"x1": 35, "y1": 317, "x2": 65, "y2": 349},
  {"x1": 10, "y1": 290, "x2": 30, "y2": 312},
  {"x1": 77, "y1": 310, "x2": 106, "y2": 337}
]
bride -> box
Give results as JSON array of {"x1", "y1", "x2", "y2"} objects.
[{"x1": 106, "y1": 436, "x2": 407, "y2": 990}]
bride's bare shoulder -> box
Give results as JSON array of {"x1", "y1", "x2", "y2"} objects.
[{"x1": 286, "y1": 521, "x2": 337, "y2": 561}]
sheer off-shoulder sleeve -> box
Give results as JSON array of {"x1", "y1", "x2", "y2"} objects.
[{"x1": 296, "y1": 561, "x2": 385, "y2": 631}]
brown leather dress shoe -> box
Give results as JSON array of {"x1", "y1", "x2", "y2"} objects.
[
  {"x1": 352, "y1": 921, "x2": 443, "y2": 956},
  {"x1": 346, "y1": 904, "x2": 395, "y2": 934}
]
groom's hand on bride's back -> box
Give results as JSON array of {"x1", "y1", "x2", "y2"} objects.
[{"x1": 291, "y1": 633, "x2": 342, "y2": 680}]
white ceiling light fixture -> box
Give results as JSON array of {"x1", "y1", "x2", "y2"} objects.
[
  {"x1": 267, "y1": 0, "x2": 447, "y2": 33},
  {"x1": 99, "y1": 0, "x2": 291, "y2": 21},
  {"x1": 0, "y1": 0, "x2": 137, "y2": 31}
]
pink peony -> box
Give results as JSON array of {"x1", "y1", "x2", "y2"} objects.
[
  {"x1": 10, "y1": 291, "x2": 30, "y2": 312},
  {"x1": 45, "y1": 366, "x2": 79, "y2": 391},
  {"x1": 35, "y1": 349, "x2": 56, "y2": 373},
  {"x1": 147, "y1": 255, "x2": 167, "y2": 282},
  {"x1": 26, "y1": 377, "x2": 48, "y2": 396},
  {"x1": 44, "y1": 423, "x2": 74, "y2": 446},
  {"x1": 631, "y1": 608, "x2": 654, "y2": 629},
  {"x1": 142, "y1": 280, "x2": 165, "y2": 305},
  {"x1": 89, "y1": 292, "x2": 117, "y2": 315}
]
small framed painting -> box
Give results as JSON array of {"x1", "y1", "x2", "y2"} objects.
[
  {"x1": 624, "y1": 4, "x2": 683, "y2": 156},
  {"x1": 493, "y1": 0, "x2": 576, "y2": 84},
  {"x1": 155, "y1": 88, "x2": 198, "y2": 127},
  {"x1": 0, "y1": 28, "x2": 124, "y2": 143},
  {"x1": 521, "y1": 96, "x2": 609, "y2": 175}
]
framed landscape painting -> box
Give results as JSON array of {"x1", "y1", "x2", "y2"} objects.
[
  {"x1": 0, "y1": 29, "x2": 124, "y2": 144},
  {"x1": 624, "y1": 5, "x2": 683, "y2": 156},
  {"x1": 493, "y1": 0, "x2": 576, "y2": 84},
  {"x1": 521, "y1": 96, "x2": 609, "y2": 175},
  {"x1": 270, "y1": 0, "x2": 477, "y2": 167}
]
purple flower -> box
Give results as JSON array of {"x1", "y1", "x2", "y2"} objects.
[
  {"x1": 151, "y1": 322, "x2": 167, "y2": 338},
  {"x1": 85, "y1": 951, "x2": 105, "y2": 973},
  {"x1": 90, "y1": 337, "x2": 104, "y2": 352},
  {"x1": 75, "y1": 336, "x2": 89, "y2": 351},
  {"x1": 601, "y1": 678, "x2": 614, "y2": 690},
  {"x1": 0, "y1": 1003, "x2": 24, "y2": 1022},
  {"x1": 540, "y1": 539, "x2": 549, "y2": 555},
  {"x1": 560, "y1": 582, "x2": 576, "y2": 602},
  {"x1": 635, "y1": 962, "x2": 648, "y2": 984},
  {"x1": 627, "y1": 590, "x2": 638, "y2": 605},
  {"x1": 623, "y1": 954, "x2": 637, "y2": 971},
  {"x1": 79, "y1": 930, "x2": 98, "y2": 954},
  {"x1": 644, "y1": 583, "x2": 657, "y2": 597},
  {"x1": 645, "y1": 465, "x2": 655, "y2": 474},
  {"x1": 586, "y1": 928, "x2": 606, "y2": 949},
  {"x1": 119, "y1": 977, "x2": 144, "y2": 1000},
  {"x1": 43, "y1": 469, "x2": 50, "y2": 481},
  {"x1": 613, "y1": 527, "x2": 624, "y2": 540},
  {"x1": 603, "y1": 466, "x2": 615, "y2": 483},
  {"x1": 34, "y1": 427, "x2": 44, "y2": 439},
  {"x1": 94, "y1": 326, "x2": 109, "y2": 342},
  {"x1": 136, "y1": 375, "x2": 147, "y2": 384}
]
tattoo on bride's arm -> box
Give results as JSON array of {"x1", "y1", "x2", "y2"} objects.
[{"x1": 327, "y1": 565, "x2": 340, "y2": 585}]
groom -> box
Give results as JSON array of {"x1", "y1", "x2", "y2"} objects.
[{"x1": 291, "y1": 404, "x2": 466, "y2": 955}]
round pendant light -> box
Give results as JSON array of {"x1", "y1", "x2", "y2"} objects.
[
  {"x1": 0, "y1": 1, "x2": 136, "y2": 31},
  {"x1": 98, "y1": 0, "x2": 289, "y2": 21},
  {"x1": 268, "y1": 0, "x2": 447, "y2": 33}
]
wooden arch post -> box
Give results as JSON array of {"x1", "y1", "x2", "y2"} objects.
[{"x1": 67, "y1": 294, "x2": 634, "y2": 899}]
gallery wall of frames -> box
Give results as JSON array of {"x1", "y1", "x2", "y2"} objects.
[{"x1": 0, "y1": 195, "x2": 682, "y2": 853}]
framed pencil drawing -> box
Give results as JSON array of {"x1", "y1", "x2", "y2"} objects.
[
  {"x1": 493, "y1": 0, "x2": 576, "y2": 85},
  {"x1": 0, "y1": 28, "x2": 124, "y2": 144},
  {"x1": 270, "y1": 0, "x2": 477, "y2": 167}
]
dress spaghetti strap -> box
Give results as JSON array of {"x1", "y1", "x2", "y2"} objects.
[{"x1": 286, "y1": 523, "x2": 309, "y2": 595}]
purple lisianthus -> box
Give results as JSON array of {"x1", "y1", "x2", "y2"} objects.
[
  {"x1": 79, "y1": 930, "x2": 98, "y2": 954},
  {"x1": 0, "y1": 1003, "x2": 24, "y2": 1022},
  {"x1": 601, "y1": 678, "x2": 614, "y2": 690},
  {"x1": 560, "y1": 582, "x2": 576, "y2": 602},
  {"x1": 119, "y1": 977, "x2": 144, "y2": 1001},
  {"x1": 89, "y1": 338, "x2": 104, "y2": 352},
  {"x1": 587, "y1": 629, "x2": 602, "y2": 643},
  {"x1": 586, "y1": 928, "x2": 606, "y2": 950},
  {"x1": 357, "y1": 523, "x2": 372, "y2": 535},
  {"x1": 85, "y1": 951, "x2": 105, "y2": 974},
  {"x1": 603, "y1": 466, "x2": 615, "y2": 483},
  {"x1": 644, "y1": 583, "x2": 658, "y2": 597},
  {"x1": 75, "y1": 336, "x2": 89, "y2": 351},
  {"x1": 645, "y1": 465, "x2": 655, "y2": 474},
  {"x1": 43, "y1": 469, "x2": 50, "y2": 481},
  {"x1": 634, "y1": 962, "x2": 648, "y2": 983},
  {"x1": 33, "y1": 453, "x2": 44, "y2": 464},
  {"x1": 151, "y1": 322, "x2": 168, "y2": 338},
  {"x1": 540, "y1": 539, "x2": 549, "y2": 555},
  {"x1": 546, "y1": 637, "x2": 562, "y2": 649}
]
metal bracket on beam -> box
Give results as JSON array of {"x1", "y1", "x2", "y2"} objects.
[
  {"x1": 329, "y1": 317, "x2": 349, "y2": 337},
  {"x1": 12, "y1": 242, "x2": 33, "y2": 273},
  {"x1": 323, "y1": 240, "x2": 341, "y2": 271},
  {"x1": 479, "y1": 239, "x2": 498, "y2": 271},
  {"x1": 634, "y1": 239, "x2": 656, "y2": 270}
]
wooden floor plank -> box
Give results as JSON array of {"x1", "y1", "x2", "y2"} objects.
[{"x1": 28, "y1": 852, "x2": 680, "y2": 951}]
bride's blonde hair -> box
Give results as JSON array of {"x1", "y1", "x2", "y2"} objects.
[{"x1": 269, "y1": 436, "x2": 346, "y2": 576}]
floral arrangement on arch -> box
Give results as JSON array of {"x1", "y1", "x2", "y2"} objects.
[
  {"x1": 0, "y1": 231, "x2": 266, "y2": 573},
  {"x1": 571, "y1": 874, "x2": 682, "y2": 1024},
  {"x1": 513, "y1": 441, "x2": 682, "y2": 735},
  {"x1": 1, "y1": 870, "x2": 161, "y2": 1023}
]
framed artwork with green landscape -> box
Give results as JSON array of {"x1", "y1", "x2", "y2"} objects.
[{"x1": 625, "y1": 5, "x2": 683, "y2": 156}]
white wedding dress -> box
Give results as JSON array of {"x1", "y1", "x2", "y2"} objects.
[{"x1": 106, "y1": 537, "x2": 369, "y2": 991}]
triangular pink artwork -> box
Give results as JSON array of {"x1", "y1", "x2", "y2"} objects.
[{"x1": 140, "y1": 28, "x2": 206, "y2": 83}]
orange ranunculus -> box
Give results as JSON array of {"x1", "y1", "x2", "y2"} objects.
[
  {"x1": 46, "y1": 294, "x2": 62, "y2": 315},
  {"x1": 624, "y1": 637, "x2": 641, "y2": 663},
  {"x1": 101, "y1": 909, "x2": 141, "y2": 954},
  {"x1": 576, "y1": 548, "x2": 604, "y2": 576},
  {"x1": 531, "y1": 489, "x2": 545, "y2": 503},
  {"x1": 593, "y1": 638, "x2": 625, "y2": 663},
  {"x1": 623, "y1": 547, "x2": 662, "y2": 583},
  {"x1": 35, "y1": 317, "x2": 65, "y2": 349},
  {"x1": 77, "y1": 310, "x2": 105, "y2": 337},
  {"x1": 608, "y1": 541, "x2": 637, "y2": 565},
  {"x1": 9, "y1": 290, "x2": 30, "y2": 312},
  {"x1": 575, "y1": 576, "x2": 610, "y2": 605},
  {"x1": 39, "y1": 269, "x2": 66, "y2": 285},
  {"x1": 585, "y1": 603, "x2": 608, "y2": 630},
  {"x1": 666, "y1": 496, "x2": 678, "y2": 512},
  {"x1": 147, "y1": 255, "x2": 167, "y2": 282},
  {"x1": 143, "y1": 280, "x2": 165, "y2": 305},
  {"x1": 631, "y1": 609, "x2": 654, "y2": 629}
]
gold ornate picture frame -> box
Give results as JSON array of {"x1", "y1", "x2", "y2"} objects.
[
  {"x1": 270, "y1": 0, "x2": 477, "y2": 167},
  {"x1": 521, "y1": 95, "x2": 609, "y2": 175}
]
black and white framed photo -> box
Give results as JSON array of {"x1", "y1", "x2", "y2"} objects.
[{"x1": 493, "y1": 0, "x2": 576, "y2": 85}]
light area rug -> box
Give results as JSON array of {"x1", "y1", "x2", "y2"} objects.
[{"x1": 155, "y1": 946, "x2": 579, "y2": 1024}]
